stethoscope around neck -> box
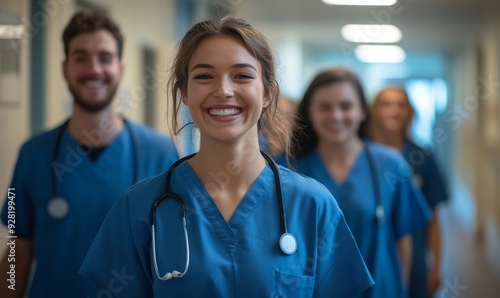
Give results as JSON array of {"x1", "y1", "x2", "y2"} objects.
[
  {"x1": 150, "y1": 151, "x2": 297, "y2": 281},
  {"x1": 364, "y1": 144, "x2": 384, "y2": 225}
]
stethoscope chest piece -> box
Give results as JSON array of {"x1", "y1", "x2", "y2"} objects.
[
  {"x1": 279, "y1": 233, "x2": 297, "y2": 255},
  {"x1": 48, "y1": 197, "x2": 69, "y2": 219}
]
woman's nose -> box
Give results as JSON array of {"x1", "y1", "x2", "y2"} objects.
[
  {"x1": 213, "y1": 77, "x2": 234, "y2": 99},
  {"x1": 329, "y1": 107, "x2": 342, "y2": 120}
]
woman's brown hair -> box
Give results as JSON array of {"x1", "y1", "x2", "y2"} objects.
[
  {"x1": 168, "y1": 16, "x2": 292, "y2": 155},
  {"x1": 290, "y1": 68, "x2": 370, "y2": 160}
]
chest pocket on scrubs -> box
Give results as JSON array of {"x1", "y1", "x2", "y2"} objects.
[{"x1": 273, "y1": 271, "x2": 314, "y2": 297}]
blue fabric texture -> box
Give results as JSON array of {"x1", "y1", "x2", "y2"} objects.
[{"x1": 80, "y1": 162, "x2": 374, "y2": 297}]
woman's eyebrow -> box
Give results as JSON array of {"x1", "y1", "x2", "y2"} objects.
[
  {"x1": 191, "y1": 63, "x2": 214, "y2": 71},
  {"x1": 231, "y1": 63, "x2": 257, "y2": 71},
  {"x1": 190, "y1": 63, "x2": 257, "y2": 71}
]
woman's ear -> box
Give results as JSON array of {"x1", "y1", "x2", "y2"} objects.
[
  {"x1": 182, "y1": 89, "x2": 188, "y2": 106},
  {"x1": 263, "y1": 90, "x2": 273, "y2": 109}
]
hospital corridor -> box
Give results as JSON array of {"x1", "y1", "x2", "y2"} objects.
[{"x1": 0, "y1": 0, "x2": 499, "y2": 297}]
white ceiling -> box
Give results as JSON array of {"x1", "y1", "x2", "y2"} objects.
[{"x1": 231, "y1": 0, "x2": 500, "y2": 52}]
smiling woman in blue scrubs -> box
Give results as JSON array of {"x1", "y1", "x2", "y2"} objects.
[
  {"x1": 281, "y1": 68, "x2": 432, "y2": 298},
  {"x1": 370, "y1": 87, "x2": 449, "y2": 298},
  {"x1": 80, "y1": 17, "x2": 374, "y2": 297}
]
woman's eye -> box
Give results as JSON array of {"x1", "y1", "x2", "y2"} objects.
[
  {"x1": 194, "y1": 74, "x2": 212, "y2": 79},
  {"x1": 340, "y1": 103, "x2": 353, "y2": 110},
  {"x1": 235, "y1": 74, "x2": 253, "y2": 79},
  {"x1": 317, "y1": 104, "x2": 330, "y2": 111}
]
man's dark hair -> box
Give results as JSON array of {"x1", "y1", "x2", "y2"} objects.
[{"x1": 62, "y1": 10, "x2": 124, "y2": 59}]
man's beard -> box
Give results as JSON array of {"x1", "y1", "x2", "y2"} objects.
[{"x1": 69, "y1": 83, "x2": 119, "y2": 113}]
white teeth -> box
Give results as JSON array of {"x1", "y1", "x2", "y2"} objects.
[{"x1": 209, "y1": 108, "x2": 240, "y2": 116}]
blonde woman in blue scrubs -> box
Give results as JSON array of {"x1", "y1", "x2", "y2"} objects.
[
  {"x1": 80, "y1": 17, "x2": 374, "y2": 297},
  {"x1": 282, "y1": 68, "x2": 432, "y2": 298},
  {"x1": 370, "y1": 86, "x2": 449, "y2": 298}
]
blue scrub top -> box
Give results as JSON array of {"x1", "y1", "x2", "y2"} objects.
[
  {"x1": 403, "y1": 140, "x2": 448, "y2": 298},
  {"x1": 1, "y1": 120, "x2": 178, "y2": 298},
  {"x1": 80, "y1": 160, "x2": 374, "y2": 297},
  {"x1": 281, "y1": 141, "x2": 431, "y2": 298}
]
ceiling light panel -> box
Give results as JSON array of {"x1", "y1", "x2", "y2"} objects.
[
  {"x1": 355, "y1": 45, "x2": 406, "y2": 63},
  {"x1": 323, "y1": 0, "x2": 397, "y2": 6},
  {"x1": 341, "y1": 24, "x2": 402, "y2": 43}
]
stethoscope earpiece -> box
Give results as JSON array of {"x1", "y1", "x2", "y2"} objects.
[
  {"x1": 162, "y1": 270, "x2": 183, "y2": 280},
  {"x1": 172, "y1": 270, "x2": 182, "y2": 277}
]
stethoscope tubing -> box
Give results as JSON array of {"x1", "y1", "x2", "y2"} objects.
[
  {"x1": 150, "y1": 151, "x2": 296, "y2": 280},
  {"x1": 149, "y1": 152, "x2": 289, "y2": 234},
  {"x1": 51, "y1": 118, "x2": 139, "y2": 200}
]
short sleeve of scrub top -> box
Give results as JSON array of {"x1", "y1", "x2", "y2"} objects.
[
  {"x1": 1, "y1": 129, "x2": 59, "y2": 236},
  {"x1": 80, "y1": 186, "x2": 154, "y2": 296},
  {"x1": 81, "y1": 163, "x2": 374, "y2": 297},
  {"x1": 1, "y1": 144, "x2": 37, "y2": 236}
]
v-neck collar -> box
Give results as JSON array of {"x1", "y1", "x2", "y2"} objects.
[
  {"x1": 314, "y1": 145, "x2": 366, "y2": 189},
  {"x1": 178, "y1": 161, "x2": 272, "y2": 257},
  {"x1": 62, "y1": 125, "x2": 129, "y2": 166}
]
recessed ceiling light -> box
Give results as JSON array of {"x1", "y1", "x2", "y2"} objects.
[
  {"x1": 323, "y1": 0, "x2": 397, "y2": 6},
  {"x1": 341, "y1": 24, "x2": 402, "y2": 43},
  {"x1": 355, "y1": 45, "x2": 406, "y2": 63}
]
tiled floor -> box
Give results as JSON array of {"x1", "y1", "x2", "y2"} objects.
[{"x1": 435, "y1": 176, "x2": 500, "y2": 298}]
